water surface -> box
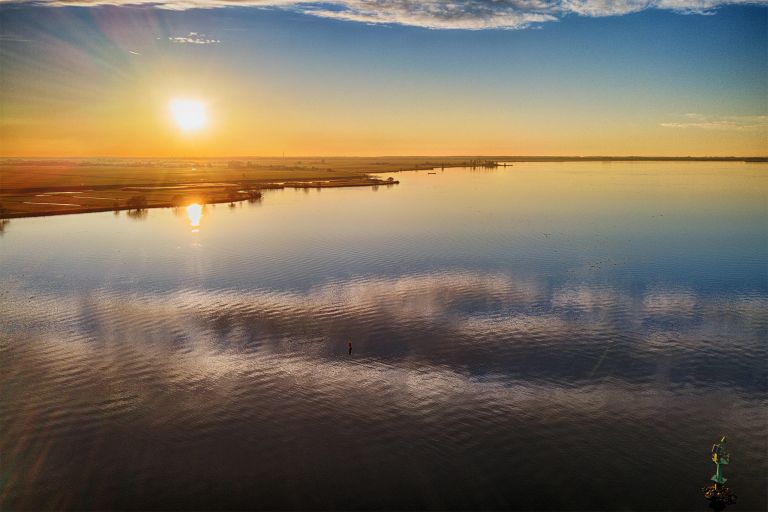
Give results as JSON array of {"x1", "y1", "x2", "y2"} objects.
[{"x1": 1, "y1": 162, "x2": 766, "y2": 510}]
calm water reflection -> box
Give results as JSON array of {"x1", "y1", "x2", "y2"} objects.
[
  {"x1": 186, "y1": 203, "x2": 203, "y2": 232},
  {"x1": 1, "y1": 162, "x2": 766, "y2": 510}
]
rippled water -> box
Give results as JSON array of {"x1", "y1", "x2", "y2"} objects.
[{"x1": 1, "y1": 162, "x2": 766, "y2": 510}]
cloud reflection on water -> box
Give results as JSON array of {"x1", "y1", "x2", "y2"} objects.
[
  {"x1": 2, "y1": 269, "x2": 765, "y2": 392},
  {"x1": 2, "y1": 270, "x2": 766, "y2": 509}
]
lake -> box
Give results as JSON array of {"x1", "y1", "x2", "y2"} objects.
[{"x1": 1, "y1": 162, "x2": 766, "y2": 510}]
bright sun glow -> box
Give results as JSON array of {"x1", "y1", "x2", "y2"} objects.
[
  {"x1": 186, "y1": 203, "x2": 203, "y2": 232},
  {"x1": 169, "y1": 99, "x2": 207, "y2": 132}
]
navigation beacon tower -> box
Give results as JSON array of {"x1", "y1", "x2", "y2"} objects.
[{"x1": 703, "y1": 435, "x2": 737, "y2": 507}]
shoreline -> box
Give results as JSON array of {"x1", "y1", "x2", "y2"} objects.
[
  {"x1": 0, "y1": 176, "x2": 399, "y2": 220},
  {"x1": 2, "y1": 156, "x2": 765, "y2": 220},
  {"x1": 3, "y1": 156, "x2": 765, "y2": 162}
]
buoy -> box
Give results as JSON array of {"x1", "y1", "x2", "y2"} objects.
[{"x1": 702, "y1": 435, "x2": 737, "y2": 507}]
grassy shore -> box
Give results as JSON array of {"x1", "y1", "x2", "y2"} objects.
[
  {"x1": 0, "y1": 157, "x2": 410, "y2": 218},
  {"x1": 1, "y1": 156, "x2": 764, "y2": 219}
]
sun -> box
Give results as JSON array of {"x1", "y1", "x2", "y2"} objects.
[{"x1": 169, "y1": 98, "x2": 207, "y2": 132}]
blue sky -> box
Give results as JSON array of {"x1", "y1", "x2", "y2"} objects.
[{"x1": 0, "y1": 1, "x2": 766, "y2": 156}]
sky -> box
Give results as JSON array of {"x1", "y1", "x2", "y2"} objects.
[{"x1": 0, "y1": 0, "x2": 766, "y2": 157}]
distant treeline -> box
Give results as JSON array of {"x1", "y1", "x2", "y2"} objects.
[
  {"x1": 2, "y1": 156, "x2": 766, "y2": 167},
  {"x1": 494, "y1": 156, "x2": 768, "y2": 162}
]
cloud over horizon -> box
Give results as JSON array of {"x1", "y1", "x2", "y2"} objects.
[
  {"x1": 1, "y1": 0, "x2": 766, "y2": 30},
  {"x1": 661, "y1": 113, "x2": 768, "y2": 131},
  {"x1": 168, "y1": 31, "x2": 221, "y2": 43}
]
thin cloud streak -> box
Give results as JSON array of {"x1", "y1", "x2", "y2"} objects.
[
  {"x1": 661, "y1": 114, "x2": 768, "y2": 131},
  {"x1": 2, "y1": 0, "x2": 766, "y2": 30},
  {"x1": 168, "y1": 31, "x2": 221, "y2": 43}
]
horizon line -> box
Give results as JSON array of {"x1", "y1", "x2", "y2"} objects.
[{"x1": 2, "y1": 155, "x2": 767, "y2": 161}]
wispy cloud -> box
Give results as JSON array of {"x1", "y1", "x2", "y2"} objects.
[
  {"x1": 661, "y1": 113, "x2": 768, "y2": 131},
  {"x1": 0, "y1": 34, "x2": 34, "y2": 42},
  {"x1": 1, "y1": 0, "x2": 766, "y2": 30},
  {"x1": 167, "y1": 31, "x2": 221, "y2": 44}
]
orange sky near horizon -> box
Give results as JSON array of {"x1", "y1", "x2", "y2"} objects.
[
  {"x1": 5, "y1": 88, "x2": 765, "y2": 158},
  {"x1": 1, "y1": 4, "x2": 766, "y2": 158}
]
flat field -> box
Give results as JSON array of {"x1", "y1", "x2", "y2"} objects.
[{"x1": 0, "y1": 157, "x2": 453, "y2": 217}]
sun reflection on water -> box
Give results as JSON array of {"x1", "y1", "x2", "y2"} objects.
[{"x1": 186, "y1": 203, "x2": 203, "y2": 232}]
